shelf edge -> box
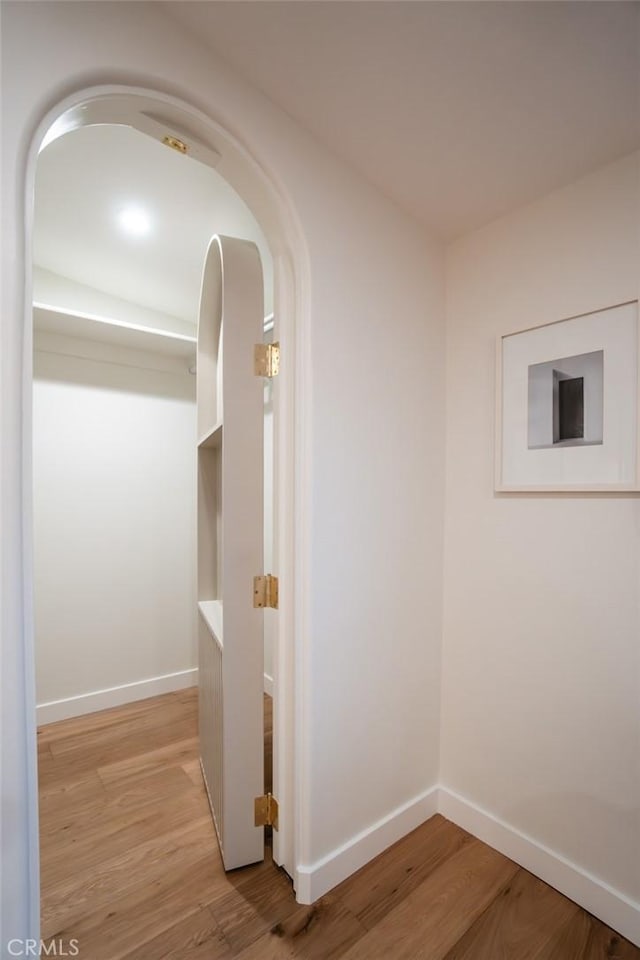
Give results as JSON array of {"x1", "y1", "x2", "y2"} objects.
[
  {"x1": 198, "y1": 420, "x2": 223, "y2": 448},
  {"x1": 198, "y1": 600, "x2": 223, "y2": 649},
  {"x1": 33, "y1": 301, "x2": 197, "y2": 344}
]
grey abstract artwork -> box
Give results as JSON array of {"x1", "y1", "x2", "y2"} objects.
[{"x1": 528, "y1": 350, "x2": 604, "y2": 449}]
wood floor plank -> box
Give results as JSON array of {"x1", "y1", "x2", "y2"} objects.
[
  {"x1": 532, "y1": 910, "x2": 592, "y2": 960},
  {"x1": 269, "y1": 895, "x2": 366, "y2": 960},
  {"x1": 47, "y1": 700, "x2": 197, "y2": 760},
  {"x1": 41, "y1": 814, "x2": 219, "y2": 937},
  {"x1": 232, "y1": 895, "x2": 367, "y2": 960},
  {"x1": 100, "y1": 761, "x2": 194, "y2": 804},
  {"x1": 37, "y1": 689, "x2": 196, "y2": 745},
  {"x1": 40, "y1": 788, "x2": 209, "y2": 884},
  {"x1": 175, "y1": 687, "x2": 199, "y2": 702},
  {"x1": 38, "y1": 724, "x2": 195, "y2": 791},
  {"x1": 583, "y1": 919, "x2": 640, "y2": 960},
  {"x1": 40, "y1": 765, "x2": 194, "y2": 841},
  {"x1": 38, "y1": 768, "x2": 107, "y2": 810},
  {"x1": 336, "y1": 813, "x2": 472, "y2": 930},
  {"x1": 38, "y1": 743, "x2": 111, "y2": 789},
  {"x1": 98, "y1": 736, "x2": 199, "y2": 788},
  {"x1": 207, "y1": 860, "x2": 298, "y2": 954},
  {"x1": 338, "y1": 838, "x2": 519, "y2": 960},
  {"x1": 48, "y1": 716, "x2": 197, "y2": 769},
  {"x1": 45, "y1": 854, "x2": 231, "y2": 960},
  {"x1": 220, "y1": 929, "x2": 293, "y2": 960},
  {"x1": 442, "y1": 867, "x2": 579, "y2": 960},
  {"x1": 536, "y1": 909, "x2": 640, "y2": 960},
  {"x1": 118, "y1": 907, "x2": 232, "y2": 960}
]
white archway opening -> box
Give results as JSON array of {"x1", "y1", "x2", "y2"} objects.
[{"x1": 19, "y1": 83, "x2": 310, "y2": 934}]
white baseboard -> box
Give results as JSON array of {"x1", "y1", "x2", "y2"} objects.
[
  {"x1": 294, "y1": 786, "x2": 439, "y2": 904},
  {"x1": 438, "y1": 786, "x2": 640, "y2": 947},
  {"x1": 36, "y1": 668, "x2": 198, "y2": 725},
  {"x1": 263, "y1": 673, "x2": 274, "y2": 696},
  {"x1": 291, "y1": 783, "x2": 640, "y2": 945}
]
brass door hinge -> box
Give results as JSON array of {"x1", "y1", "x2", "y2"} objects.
[
  {"x1": 254, "y1": 342, "x2": 280, "y2": 378},
  {"x1": 253, "y1": 574, "x2": 279, "y2": 609},
  {"x1": 255, "y1": 792, "x2": 279, "y2": 830}
]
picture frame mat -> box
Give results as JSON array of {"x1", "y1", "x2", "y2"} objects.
[{"x1": 495, "y1": 300, "x2": 640, "y2": 493}]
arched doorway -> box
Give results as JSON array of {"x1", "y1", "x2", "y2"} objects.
[{"x1": 12, "y1": 84, "x2": 309, "y2": 939}]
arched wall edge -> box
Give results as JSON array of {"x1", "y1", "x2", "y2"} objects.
[{"x1": 10, "y1": 81, "x2": 313, "y2": 939}]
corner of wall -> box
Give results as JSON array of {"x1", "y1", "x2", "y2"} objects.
[
  {"x1": 437, "y1": 786, "x2": 640, "y2": 947},
  {"x1": 295, "y1": 786, "x2": 440, "y2": 905}
]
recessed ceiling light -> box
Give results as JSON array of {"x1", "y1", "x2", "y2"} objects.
[{"x1": 117, "y1": 206, "x2": 152, "y2": 236}]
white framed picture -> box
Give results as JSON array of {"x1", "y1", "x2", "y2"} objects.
[{"x1": 496, "y1": 301, "x2": 640, "y2": 492}]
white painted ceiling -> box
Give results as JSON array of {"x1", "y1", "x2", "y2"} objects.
[
  {"x1": 34, "y1": 123, "x2": 273, "y2": 327},
  {"x1": 34, "y1": 2, "x2": 640, "y2": 326},
  {"x1": 167, "y1": 0, "x2": 640, "y2": 239}
]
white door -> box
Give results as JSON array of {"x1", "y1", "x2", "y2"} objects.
[{"x1": 196, "y1": 235, "x2": 265, "y2": 870}]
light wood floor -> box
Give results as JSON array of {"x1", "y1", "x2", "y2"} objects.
[{"x1": 38, "y1": 688, "x2": 639, "y2": 960}]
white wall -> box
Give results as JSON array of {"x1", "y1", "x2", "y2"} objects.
[
  {"x1": 1, "y1": 0, "x2": 446, "y2": 935},
  {"x1": 33, "y1": 335, "x2": 197, "y2": 721},
  {"x1": 307, "y1": 222, "x2": 445, "y2": 867},
  {"x1": 442, "y1": 153, "x2": 640, "y2": 905}
]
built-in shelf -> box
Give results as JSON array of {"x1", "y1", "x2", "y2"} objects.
[
  {"x1": 198, "y1": 600, "x2": 223, "y2": 649},
  {"x1": 198, "y1": 420, "x2": 223, "y2": 449},
  {"x1": 33, "y1": 302, "x2": 197, "y2": 358}
]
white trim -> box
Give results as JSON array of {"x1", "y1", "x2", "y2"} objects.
[
  {"x1": 36, "y1": 668, "x2": 198, "y2": 725},
  {"x1": 438, "y1": 786, "x2": 640, "y2": 947},
  {"x1": 271, "y1": 246, "x2": 309, "y2": 882},
  {"x1": 263, "y1": 673, "x2": 274, "y2": 697},
  {"x1": 290, "y1": 245, "x2": 313, "y2": 892},
  {"x1": 294, "y1": 786, "x2": 439, "y2": 905}
]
